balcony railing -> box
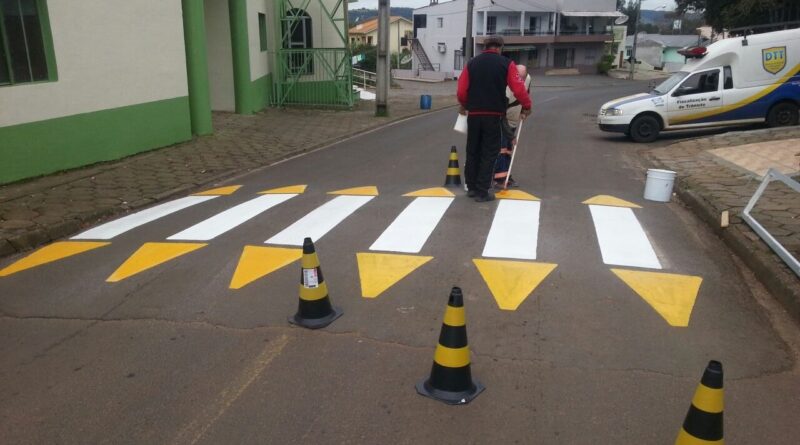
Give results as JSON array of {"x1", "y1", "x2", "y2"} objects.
[
  {"x1": 477, "y1": 29, "x2": 555, "y2": 36},
  {"x1": 476, "y1": 29, "x2": 608, "y2": 37}
]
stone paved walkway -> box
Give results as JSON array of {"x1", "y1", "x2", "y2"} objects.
[
  {"x1": 0, "y1": 87, "x2": 458, "y2": 257},
  {"x1": 647, "y1": 126, "x2": 800, "y2": 320}
]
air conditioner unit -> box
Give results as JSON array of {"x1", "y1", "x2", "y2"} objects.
[{"x1": 437, "y1": 42, "x2": 446, "y2": 53}]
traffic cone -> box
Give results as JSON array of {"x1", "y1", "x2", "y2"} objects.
[
  {"x1": 444, "y1": 146, "x2": 462, "y2": 187},
  {"x1": 288, "y1": 237, "x2": 342, "y2": 329},
  {"x1": 675, "y1": 360, "x2": 724, "y2": 444},
  {"x1": 416, "y1": 287, "x2": 484, "y2": 405}
]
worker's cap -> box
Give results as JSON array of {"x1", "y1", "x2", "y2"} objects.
[{"x1": 484, "y1": 36, "x2": 504, "y2": 48}]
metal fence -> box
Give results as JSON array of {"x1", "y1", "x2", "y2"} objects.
[
  {"x1": 274, "y1": 48, "x2": 354, "y2": 108},
  {"x1": 353, "y1": 68, "x2": 376, "y2": 89}
]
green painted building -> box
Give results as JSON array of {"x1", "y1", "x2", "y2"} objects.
[{"x1": 0, "y1": 0, "x2": 353, "y2": 185}]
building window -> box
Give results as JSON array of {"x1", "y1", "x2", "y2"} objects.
[
  {"x1": 282, "y1": 8, "x2": 313, "y2": 75},
  {"x1": 258, "y1": 13, "x2": 268, "y2": 52},
  {"x1": 368, "y1": 35, "x2": 373, "y2": 45},
  {"x1": 437, "y1": 17, "x2": 443, "y2": 28},
  {"x1": 486, "y1": 16, "x2": 496, "y2": 34},
  {"x1": 454, "y1": 50, "x2": 464, "y2": 70},
  {"x1": 0, "y1": 0, "x2": 57, "y2": 86}
]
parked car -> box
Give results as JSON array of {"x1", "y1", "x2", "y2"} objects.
[{"x1": 598, "y1": 28, "x2": 800, "y2": 142}]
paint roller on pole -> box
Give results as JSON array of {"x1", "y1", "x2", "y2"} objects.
[{"x1": 502, "y1": 120, "x2": 524, "y2": 191}]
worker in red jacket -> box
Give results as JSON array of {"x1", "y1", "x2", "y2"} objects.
[{"x1": 457, "y1": 36, "x2": 532, "y2": 202}]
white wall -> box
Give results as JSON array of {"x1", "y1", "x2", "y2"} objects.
[
  {"x1": 247, "y1": 0, "x2": 272, "y2": 81},
  {"x1": 0, "y1": 0, "x2": 188, "y2": 127},
  {"x1": 414, "y1": 2, "x2": 467, "y2": 74},
  {"x1": 205, "y1": 0, "x2": 235, "y2": 111}
]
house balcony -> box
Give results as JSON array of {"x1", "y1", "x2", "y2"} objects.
[{"x1": 475, "y1": 29, "x2": 611, "y2": 45}]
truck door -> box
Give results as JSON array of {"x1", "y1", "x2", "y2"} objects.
[{"x1": 667, "y1": 68, "x2": 723, "y2": 126}]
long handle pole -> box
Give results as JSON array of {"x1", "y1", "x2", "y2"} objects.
[{"x1": 503, "y1": 122, "x2": 523, "y2": 190}]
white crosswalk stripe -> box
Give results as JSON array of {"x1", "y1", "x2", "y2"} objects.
[
  {"x1": 369, "y1": 197, "x2": 453, "y2": 253},
  {"x1": 71, "y1": 196, "x2": 218, "y2": 240},
  {"x1": 482, "y1": 200, "x2": 541, "y2": 260},
  {"x1": 168, "y1": 194, "x2": 297, "y2": 241},
  {"x1": 266, "y1": 195, "x2": 374, "y2": 246},
  {"x1": 588, "y1": 204, "x2": 662, "y2": 269}
]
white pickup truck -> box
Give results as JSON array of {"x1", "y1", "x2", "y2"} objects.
[{"x1": 598, "y1": 28, "x2": 800, "y2": 142}]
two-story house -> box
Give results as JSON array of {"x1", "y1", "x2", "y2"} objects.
[{"x1": 411, "y1": 0, "x2": 622, "y2": 78}]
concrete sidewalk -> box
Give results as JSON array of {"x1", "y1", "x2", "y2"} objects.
[
  {"x1": 0, "y1": 88, "x2": 458, "y2": 258},
  {"x1": 646, "y1": 127, "x2": 800, "y2": 322}
]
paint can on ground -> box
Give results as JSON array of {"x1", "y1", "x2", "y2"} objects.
[
  {"x1": 420, "y1": 94, "x2": 432, "y2": 110},
  {"x1": 644, "y1": 168, "x2": 676, "y2": 202},
  {"x1": 454, "y1": 113, "x2": 467, "y2": 134}
]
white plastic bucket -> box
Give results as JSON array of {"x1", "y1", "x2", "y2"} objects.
[
  {"x1": 644, "y1": 168, "x2": 676, "y2": 202},
  {"x1": 454, "y1": 114, "x2": 468, "y2": 134}
]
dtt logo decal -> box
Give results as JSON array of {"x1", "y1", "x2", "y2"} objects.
[{"x1": 762, "y1": 47, "x2": 787, "y2": 75}]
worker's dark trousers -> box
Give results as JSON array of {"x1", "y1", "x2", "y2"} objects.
[{"x1": 465, "y1": 115, "x2": 502, "y2": 196}]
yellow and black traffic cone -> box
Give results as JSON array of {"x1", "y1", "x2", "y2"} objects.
[
  {"x1": 289, "y1": 237, "x2": 342, "y2": 329},
  {"x1": 444, "y1": 146, "x2": 462, "y2": 187},
  {"x1": 416, "y1": 287, "x2": 484, "y2": 405},
  {"x1": 675, "y1": 360, "x2": 724, "y2": 444}
]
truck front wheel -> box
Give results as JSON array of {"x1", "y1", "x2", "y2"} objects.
[
  {"x1": 767, "y1": 102, "x2": 799, "y2": 127},
  {"x1": 629, "y1": 115, "x2": 661, "y2": 143}
]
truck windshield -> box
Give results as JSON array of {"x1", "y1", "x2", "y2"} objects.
[{"x1": 652, "y1": 71, "x2": 689, "y2": 95}]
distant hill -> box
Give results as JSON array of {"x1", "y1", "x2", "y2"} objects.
[{"x1": 348, "y1": 7, "x2": 413, "y2": 25}]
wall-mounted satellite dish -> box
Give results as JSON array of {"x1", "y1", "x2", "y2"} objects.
[{"x1": 615, "y1": 14, "x2": 629, "y2": 25}]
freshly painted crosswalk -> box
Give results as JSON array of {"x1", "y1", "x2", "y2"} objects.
[
  {"x1": 583, "y1": 195, "x2": 702, "y2": 327},
  {"x1": 357, "y1": 187, "x2": 454, "y2": 299},
  {"x1": 230, "y1": 186, "x2": 378, "y2": 289},
  {"x1": 0, "y1": 186, "x2": 706, "y2": 326},
  {"x1": 473, "y1": 190, "x2": 557, "y2": 311}
]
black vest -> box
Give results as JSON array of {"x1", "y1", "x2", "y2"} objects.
[{"x1": 466, "y1": 51, "x2": 511, "y2": 113}]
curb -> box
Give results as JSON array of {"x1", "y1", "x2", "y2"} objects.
[
  {"x1": 645, "y1": 152, "x2": 800, "y2": 324},
  {"x1": 0, "y1": 103, "x2": 457, "y2": 260}
]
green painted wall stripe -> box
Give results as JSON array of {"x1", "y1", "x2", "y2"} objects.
[
  {"x1": 251, "y1": 73, "x2": 273, "y2": 112},
  {"x1": 37, "y1": 0, "x2": 58, "y2": 81},
  {"x1": 182, "y1": 0, "x2": 213, "y2": 135},
  {"x1": 229, "y1": 0, "x2": 253, "y2": 114},
  {"x1": 0, "y1": 97, "x2": 192, "y2": 185}
]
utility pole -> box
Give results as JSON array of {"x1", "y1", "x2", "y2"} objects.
[
  {"x1": 465, "y1": 0, "x2": 474, "y2": 60},
  {"x1": 376, "y1": 0, "x2": 390, "y2": 116},
  {"x1": 628, "y1": 0, "x2": 641, "y2": 80}
]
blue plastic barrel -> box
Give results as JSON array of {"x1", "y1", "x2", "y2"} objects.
[{"x1": 420, "y1": 94, "x2": 432, "y2": 110}]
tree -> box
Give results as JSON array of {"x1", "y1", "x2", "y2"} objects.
[{"x1": 677, "y1": 0, "x2": 800, "y2": 31}]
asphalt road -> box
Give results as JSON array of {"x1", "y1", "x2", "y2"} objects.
[{"x1": 1, "y1": 79, "x2": 799, "y2": 444}]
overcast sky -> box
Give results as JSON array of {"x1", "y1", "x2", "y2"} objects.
[{"x1": 349, "y1": 0, "x2": 677, "y2": 11}]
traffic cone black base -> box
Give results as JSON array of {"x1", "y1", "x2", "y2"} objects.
[
  {"x1": 289, "y1": 306, "x2": 342, "y2": 329},
  {"x1": 444, "y1": 146, "x2": 462, "y2": 188},
  {"x1": 416, "y1": 287, "x2": 483, "y2": 405},
  {"x1": 415, "y1": 373, "x2": 484, "y2": 405},
  {"x1": 289, "y1": 237, "x2": 342, "y2": 330}
]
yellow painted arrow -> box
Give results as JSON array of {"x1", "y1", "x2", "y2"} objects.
[
  {"x1": 582, "y1": 195, "x2": 641, "y2": 208},
  {"x1": 0, "y1": 241, "x2": 110, "y2": 277},
  {"x1": 496, "y1": 189, "x2": 540, "y2": 201},
  {"x1": 259, "y1": 185, "x2": 307, "y2": 194},
  {"x1": 403, "y1": 187, "x2": 455, "y2": 198},
  {"x1": 357, "y1": 252, "x2": 433, "y2": 298},
  {"x1": 328, "y1": 186, "x2": 379, "y2": 196},
  {"x1": 193, "y1": 185, "x2": 242, "y2": 196},
  {"x1": 473, "y1": 259, "x2": 557, "y2": 310},
  {"x1": 611, "y1": 269, "x2": 703, "y2": 327},
  {"x1": 229, "y1": 246, "x2": 303, "y2": 289},
  {"x1": 106, "y1": 242, "x2": 207, "y2": 282}
]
